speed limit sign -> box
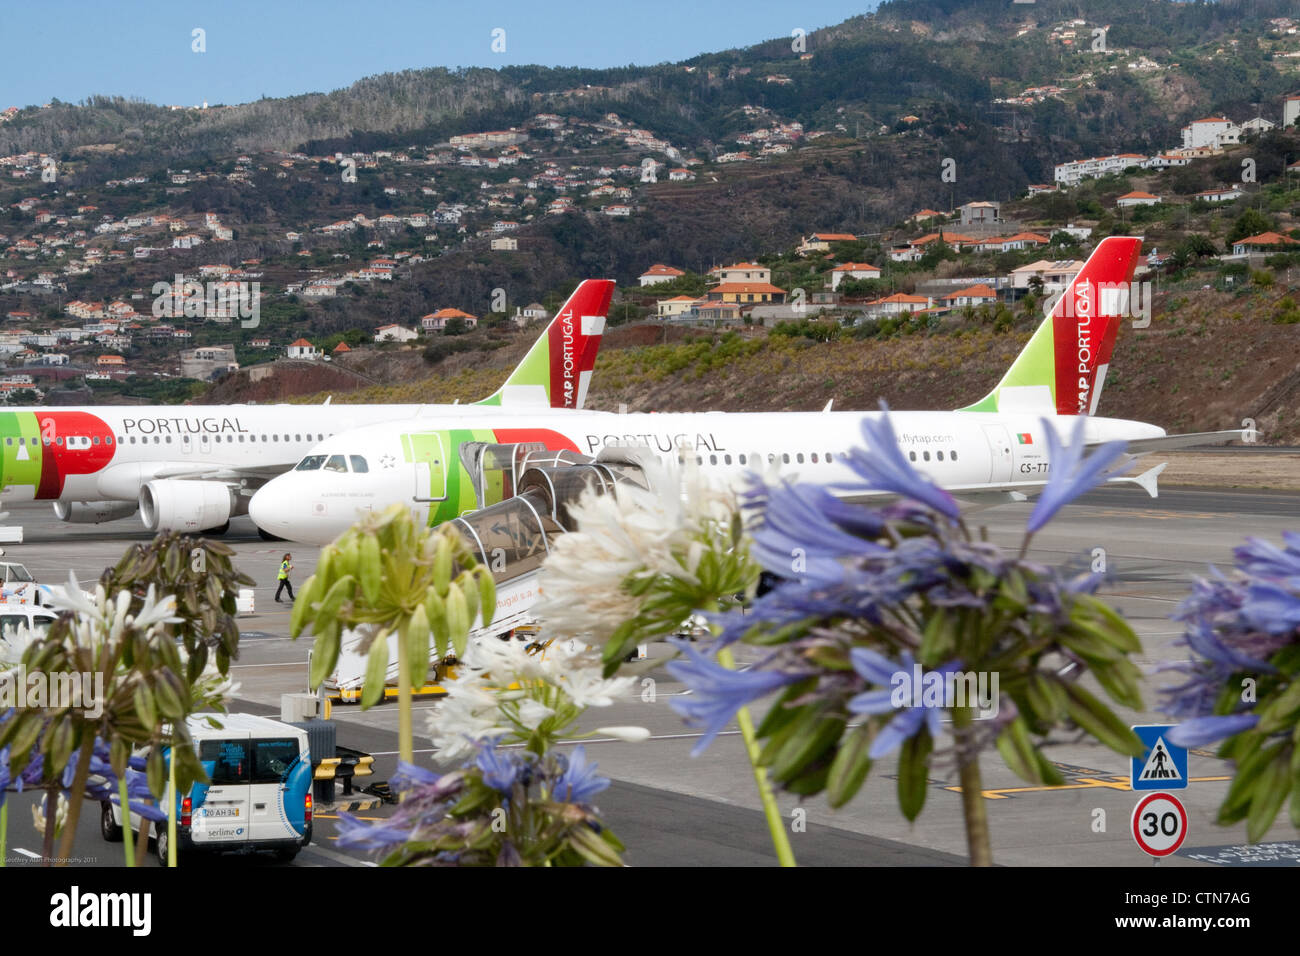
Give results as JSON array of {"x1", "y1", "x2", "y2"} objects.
[{"x1": 1131, "y1": 792, "x2": 1188, "y2": 857}]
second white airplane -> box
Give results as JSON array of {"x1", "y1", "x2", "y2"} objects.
[{"x1": 248, "y1": 237, "x2": 1235, "y2": 545}]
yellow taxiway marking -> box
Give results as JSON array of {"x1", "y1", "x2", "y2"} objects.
[
  {"x1": 316, "y1": 813, "x2": 385, "y2": 821},
  {"x1": 946, "y1": 774, "x2": 1232, "y2": 800}
]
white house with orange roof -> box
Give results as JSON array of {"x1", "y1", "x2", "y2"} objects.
[
  {"x1": 286, "y1": 338, "x2": 319, "y2": 359},
  {"x1": 421, "y1": 308, "x2": 478, "y2": 332},
  {"x1": 639, "y1": 264, "x2": 685, "y2": 286},
  {"x1": 797, "y1": 233, "x2": 857, "y2": 255},
  {"x1": 829, "y1": 262, "x2": 881, "y2": 290},
  {"x1": 1182, "y1": 117, "x2": 1241, "y2": 150},
  {"x1": 656, "y1": 295, "x2": 699, "y2": 318},
  {"x1": 1194, "y1": 186, "x2": 1244, "y2": 203},
  {"x1": 941, "y1": 284, "x2": 999, "y2": 307},
  {"x1": 714, "y1": 262, "x2": 772, "y2": 284},
  {"x1": 1231, "y1": 232, "x2": 1300, "y2": 256},
  {"x1": 375, "y1": 324, "x2": 419, "y2": 343},
  {"x1": 869, "y1": 293, "x2": 932, "y2": 315},
  {"x1": 1116, "y1": 191, "x2": 1161, "y2": 208}
]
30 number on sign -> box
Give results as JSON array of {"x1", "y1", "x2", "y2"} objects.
[{"x1": 1131, "y1": 792, "x2": 1188, "y2": 857}]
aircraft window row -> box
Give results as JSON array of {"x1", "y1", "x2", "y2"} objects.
[
  {"x1": 110, "y1": 433, "x2": 331, "y2": 445},
  {"x1": 295, "y1": 454, "x2": 369, "y2": 473},
  {"x1": 679, "y1": 451, "x2": 838, "y2": 467},
  {"x1": 907, "y1": 449, "x2": 958, "y2": 462}
]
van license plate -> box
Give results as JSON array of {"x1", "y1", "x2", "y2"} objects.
[{"x1": 205, "y1": 808, "x2": 240, "y2": 818}]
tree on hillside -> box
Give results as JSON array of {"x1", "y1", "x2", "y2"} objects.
[{"x1": 1227, "y1": 208, "x2": 1274, "y2": 245}]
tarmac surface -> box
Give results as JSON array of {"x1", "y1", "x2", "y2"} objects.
[{"x1": 2, "y1": 479, "x2": 1298, "y2": 867}]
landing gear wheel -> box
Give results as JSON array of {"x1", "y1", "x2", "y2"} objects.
[
  {"x1": 100, "y1": 802, "x2": 123, "y2": 842},
  {"x1": 201, "y1": 521, "x2": 231, "y2": 536}
]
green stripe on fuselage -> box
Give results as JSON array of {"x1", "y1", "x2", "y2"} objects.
[
  {"x1": 0, "y1": 412, "x2": 43, "y2": 494},
  {"x1": 402, "y1": 427, "x2": 499, "y2": 527}
]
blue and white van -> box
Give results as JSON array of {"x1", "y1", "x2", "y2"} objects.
[{"x1": 101, "y1": 713, "x2": 313, "y2": 865}]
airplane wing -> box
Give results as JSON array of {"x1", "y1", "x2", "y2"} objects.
[
  {"x1": 149, "y1": 463, "x2": 298, "y2": 481},
  {"x1": 1097, "y1": 429, "x2": 1246, "y2": 454}
]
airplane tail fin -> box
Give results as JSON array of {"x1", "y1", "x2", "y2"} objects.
[
  {"x1": 959, "y1": 236, "x2": 1142, "y2": 416},
  {"x1": 475, "y1": 279, "x2": 615, "y2": 410}
]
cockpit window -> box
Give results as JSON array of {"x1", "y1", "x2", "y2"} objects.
[
  {"x1": 295, "y1": 455, "x2": 326, "y2": 471},
  {"x1": 350, "y1": 455, "x2": 369, "y2": 473},
  {"x1": 323, "y1": 454, "x2": 348, "y2": 473}
]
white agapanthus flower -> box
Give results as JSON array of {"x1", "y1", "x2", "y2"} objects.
[
  {"x1": 536, "y1": 456, "x2": 740, "y2": 643},
  {"x1": 0, "y1": 622, "x2": 41, "y2": 669},
  {"x1": 427, "y1": 636, "x2": 643, "y2": 761},
  {"x1": 46, "y1": 573, "x2": 182, "y2": 651}
]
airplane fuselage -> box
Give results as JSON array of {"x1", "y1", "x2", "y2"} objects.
[{"x1": 248, "y1": 408, "x2": 1167, "y2": 544}]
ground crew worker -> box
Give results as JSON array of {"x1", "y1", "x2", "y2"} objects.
[{"x1": 275, "y1": 553, "x2": 294, "y2": 603}]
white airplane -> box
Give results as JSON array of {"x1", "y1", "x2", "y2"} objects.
[
  {"x1": 248, "y1": 237, "x2": 1238, "y2": 546},
  {"x1": 0, "y1": 280, "x2": 614, "y2": 535}
]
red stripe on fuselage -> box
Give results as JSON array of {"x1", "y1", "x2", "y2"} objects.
[
  {"x1": 492, "y1": 428, "x2": 580, "y2": 452},
  {"x1": 33, "y1": 411, "x2": 116, "y2": 498}
]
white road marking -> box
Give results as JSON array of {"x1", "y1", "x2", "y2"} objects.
[
  {"x1": 11, "y1": 848, "x2": 40, "y2": 859},
  {"x1": 303, "y1": 842, "x2": 376, "y2": 867},
  {"x1": 229, "y1": 661, "x2": 309, "y2": 669}
]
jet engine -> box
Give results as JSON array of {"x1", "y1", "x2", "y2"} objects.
[
  {"x1": 139, "y1": 480, "x2": 237, "y2": 533},
  {"x1": 53, "y1": 500, "x2": 139, "y2": 525}
]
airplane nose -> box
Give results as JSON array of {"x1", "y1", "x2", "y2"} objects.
[
  {"x1": 249, "y1": 476, "x2": 357, "y2": 546},
  {"x1": 248, "y1": 482, "x2": 291, "y2": 538}
]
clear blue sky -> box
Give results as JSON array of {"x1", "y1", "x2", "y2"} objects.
[{"x1": 2, "y1": 1, "x2": 879, "y2": 108}]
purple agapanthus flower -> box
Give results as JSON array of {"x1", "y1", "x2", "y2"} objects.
[
  {"x1": 1026, "y1": 416, "x2": 1129, "y2": 534},
  {"x1": 838, "y1": 406, "x2": 961, "y2": 520},
  {"x1": 554, "y1": 746, "x2": 609, "y2": 804},
  {"x1": 748, "y1": 479, "x2": 889, "y2": 586},
  {"x1": 1233, "y1": 532, "x2": 1300, "y2": 581},
  {"x1": 847, "y1": 648, "x2": 964, "y2": 759},
  {"x1": 1240, "y1": 582, "x2": 1300, "y2": 635},
  {"x1": 475, "y1": 740, "x2": 523, "y2": 797},
  {"x1": 667, "y1": 640, "x2": 806, "y2": 756},
  {"x1": 1167, "y1": 714, "x2": 1260, "y2": 749}
]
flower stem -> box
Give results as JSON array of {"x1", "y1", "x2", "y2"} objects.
[
  {"x1": 398, "y1": 628, "x2": 413, "y2": 767},
  {"x1": 119, "y1": 775, "x2": 134, "y2": 867},
  {"x1": 41, "y1": 785, "x2": 55, "y2": 864},
  {"x1": 951, "y1": 706, "x2": 992, "y2": 866},
  {"x1": 167, "y1": 744, "x2": 177, "y2": 867},
  {"x1": 56, "y1": 733, "x2": 95, "y2": 866},
  {"x1": 716, "y1": 646, "x2": 796, "y2": 867},
  {"x1": 1, "y1": 800, "x2": 7, "y2": 867}
]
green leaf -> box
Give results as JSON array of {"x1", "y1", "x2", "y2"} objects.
[
  {"x1": 406, "y1": 604, "x2": 432, "y2": 688},
  {"x1": 897, "y1": 732, "x2": 933, "y2": 822},
  {"x1": 827, "y1": 722, "x2": 874, "y2": 808},
  {"x1": 918, "y1": 608, "x2": 956, "y2": 664},
  {"x1": 996, "y1": 724, "x2": 1036, "y2": 783},
  {"x1": 146, "y1": 746, "x2": 165, "y2": 798},
  {"x1": 358, "y1": 535, "x2": 382, "y2": 605},
  {"x1": 768, "y1": 709, "x2": 845, "y2": 785},
  {"x1": 477, "y1": 568, "x2": 496, "y2": 629},
  {"x1": 133, "y1": 681, "x2": 157, "y2": 732},
  {"x1": 309, "y1": 627, "x2": 341, "y2": 690},
  {"x1": 1257, "y1": 679, "x2": 1300, "y2": 733},
  {"x1": 1246, "y1": 757, "x2": 1291, "y2": 842},
  {"x1": 1062, "y1": 682, "x2": 1144, "y2": 756},
  {"x1": 361, "y1": 630, "x2": 390, "y2": 710}
]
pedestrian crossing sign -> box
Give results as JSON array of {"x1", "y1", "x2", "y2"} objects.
[{"x1": 1131, "y1": 724, "x2": 1188, "y2": 791}]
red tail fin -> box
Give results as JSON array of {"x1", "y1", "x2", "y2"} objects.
[{"x1": 1050, "y1": 236, "x2": 1142, "y2": 415}]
